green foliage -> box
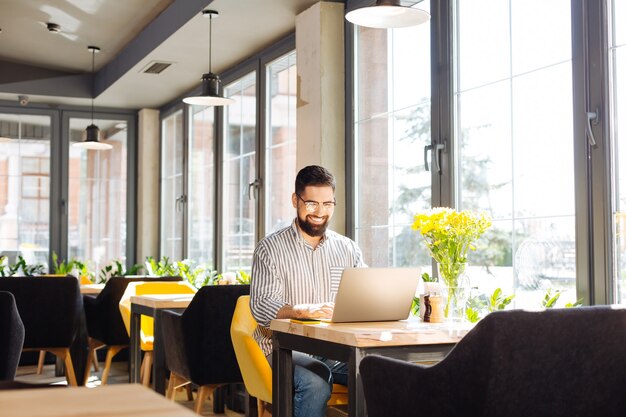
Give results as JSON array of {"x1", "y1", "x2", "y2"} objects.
[
  {"x1": 421, "y1": 272, "x2": 436, "y2": 282},
  {"x1": 411, "y1": 296, "x2": 420, "y2": 316},
  {"x1": 145, "y1": 256, "x2": 178, "y2": 277},
  {"x1": 10, "y1": 255, "x2": 45, "y2": 276},
  {"x1": 0, "y1": 256, "x2": 9, "y2": 277},
  {"x1": 466, "y1": 307, "x2": 480, "y2": 323},
  {"x1": 236, "y1": 270, "x2": 251, "y2": 285},
  {"x1": 488, "y1": 288, "x2": 515, "y2": 312},
  {"x1": 52, "y1": 251, "x2": 75, "y2": 275},
  {"x1": 542, "y1": 289, "x2": 582, "y2": 308},
  {"x1": 97, "y1": 259, "x2": 142, "y2": 283},
  {"x1": 464, "y1": 287, "x2": 515, "y2": 323},
  {"x1": 175, "y1": 260, "x2": 219, "y2": 289}
]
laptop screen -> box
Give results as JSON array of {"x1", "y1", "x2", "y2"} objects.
[{"x1": 328, "y1": 267, "x2": 421, "y2": 323}]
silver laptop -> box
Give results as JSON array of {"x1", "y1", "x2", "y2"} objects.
[{"x1": 327, "y1": 267, "x2": 421, "y2": 323}]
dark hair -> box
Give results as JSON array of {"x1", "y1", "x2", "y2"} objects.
[{"x1": 295, "y1": 165, "x2": 336, "y2": 195}]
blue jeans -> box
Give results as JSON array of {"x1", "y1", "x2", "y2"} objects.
[{"x1": 268, "y1": 352, "x2": 348, "y2": 417}]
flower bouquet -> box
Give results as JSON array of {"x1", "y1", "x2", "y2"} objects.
[{"x1": 412, "y1": 207, "x2": 491, "y2": 320}]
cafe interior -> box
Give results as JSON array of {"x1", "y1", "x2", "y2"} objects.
[{"x1": 1, "y1": 0, "x2": 625, "y2": 416}]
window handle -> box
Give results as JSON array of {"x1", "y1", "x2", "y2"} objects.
[
  {"x1": 424, "y1": 143, "x2": 445, "y2": 173},
  {"x1": 175, "y1": 195, "x2": 187, "y2": 212},
  {"x1": 586, "y1": 108, "x2": 599, "y2": 147},
  {"x1": 248, "y1": 179, "x2": 261, "y2": 200}
]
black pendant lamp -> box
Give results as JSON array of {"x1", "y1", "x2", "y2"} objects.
[
  {"x1": 183, "y1": 10, "x2": 234, "y2": 106},
  {"x1": 73, "y1": 46, "x2": 112, "y2": 150},
  {"x1": 345, "y1": 0, "x2": 430, "y2": 29}
]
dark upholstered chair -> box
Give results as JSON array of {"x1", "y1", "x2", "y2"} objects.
[
  {"x1": 360, "y1": 306, "x2": 626, "y2": 417},
  {"x1": 0, "y1": 277, "x2": 83, "y2": 386},
  {"x1": 161, "y1": 284, "x2": 250, "y2": 414},
  {"x1": 0, "y1": 291, "x2": 25, "y2": 381},
  {"x1": 82, "y1": 276, "x2": 182, "y2": 384}
]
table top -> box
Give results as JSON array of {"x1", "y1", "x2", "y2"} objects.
[
  {"x1": 0, "y1": 383, "x2": 198, "y2": 417},
  {"x1": 130, "y1": 293, "x2": 194, "y2": 309},
  {"x1": 79, "y1": 283, "x2": 105, "y2": 294},
  {"x1": 270, "y1": 318, "x2": 472, "y2": 348}
]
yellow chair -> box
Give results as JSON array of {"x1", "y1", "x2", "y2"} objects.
[
  {"x1": 119, "y1": 281, "x2": 197, "y2": 386},
  {"x1": 230, "y1": 296, "x2": 347, "y2": 417}
]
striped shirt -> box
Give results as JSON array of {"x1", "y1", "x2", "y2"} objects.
[{"x1": 250, "y1": 219, "x2": 365, "y2": 356}]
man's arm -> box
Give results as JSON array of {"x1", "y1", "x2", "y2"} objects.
[{"x1": 250, "y1": 243, "x2": 286, "y2": 327}]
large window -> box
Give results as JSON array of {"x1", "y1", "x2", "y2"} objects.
[
  {"x1": 223, "y1": 72, "x2": 258, "y2": 273},
  {"x1": 611, "y1": 0, "x2": 626, "y2": 301},
  {"x1": 160, "y1": 110, "x2": 184, "y2": 260},
  {"x1": 0, "y1": 114, "x2": 51, "y2": 268},
  {"x1": 350, "y1": 0, "x2": 620, "y2": 309},
  {"x1": 68, "y1": 117, "x2": 129, "y2": 272},
  {"x1": 160, "y1": 43, "x2": 297, "y2": 272},
  {"x1": 0, "y1": 108, "x2": 134, "y2": 273},
  {"x1": 454, "y1": 0, "x2": 575, "y2": 307},
  {"x1": 265, "y1": 50, "x2": 297, "y2": 234},
  {"x1": 188, "y1": 106, "x2": 215, "y2": 265},
  {"x1": 353, "y1": 3, "x2": 432, "y2": 268}
]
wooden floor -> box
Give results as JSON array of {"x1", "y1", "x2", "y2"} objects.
[{"x1": 14, "y1": 361, "x2": 244, "y2": 417}]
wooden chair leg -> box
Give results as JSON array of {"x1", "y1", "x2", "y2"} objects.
[
  {"x1": 258, "y1": 399, "x2": 272, "y2": 417},
  {"x1": 92, "y1": 349, "x2": 100, "y2": 372},
  {"x1": 166, "y1": 372, "x2": 193, "y2": 401},
  {"x1": 141, "y1": 351, "x2": 153, "y2": 386},
  {"x1": 194, "y1": 385, "x2": 217, "y2": 414},
  {"x1": 101, "y1": 345, "x2": 125, "y2": 385},
  {"x1": 186, "y1": 384, "x2": 193, "y2": 401},
  {"x1": 83, "y1": 338, "x2": 98, "y2": 385},
  {"x1": 37, "y1": 351, "x2": 46, "y2": 374}
]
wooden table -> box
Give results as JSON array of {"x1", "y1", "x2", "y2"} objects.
[
  {"x1": 270, "y1": 319, "x2": 472, "y2": 417},
  {"x1": 129, "y1": 294, "x2": 194, "y2": 394},
  {"x1": 79, "y1": 283, "x2": 105, "y2": 294},
  {"x1": 0, "y1": 383, "x2": 198, "y2": 417}
]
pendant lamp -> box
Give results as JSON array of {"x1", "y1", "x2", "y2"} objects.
[
  {"x1": 73, "y1": 46, "x2": 112, "y2": 150},
  {"x1": 183, "y1": 10, "x2": 234, "y2": 106},
  {"x1": 345, "y1": 0, "x2": 430, "y2": 29}
]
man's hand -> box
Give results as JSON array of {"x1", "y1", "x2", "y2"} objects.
[{"x1": 277, "y1": 302, "x2": 335, "y2": 320}]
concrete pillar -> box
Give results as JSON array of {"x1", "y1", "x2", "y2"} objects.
[
  {"x1": 296, "y1": 1, "x2": 346, "y2": 233},
  {"x1": 136, "y1": 108, "x2": 159, "y2": 263}
]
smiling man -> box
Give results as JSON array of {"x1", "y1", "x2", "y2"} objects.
[{"x1": 250, "y1": 165, "x2": 365, "y2": 417}]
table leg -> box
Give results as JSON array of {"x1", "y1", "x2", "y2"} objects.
[
  {"x1": 129, "y1": 308, "x2": 141, "y2": 383},
  {"x1": 349, "y1": 348, "x2": 367, "y2": 417},
  {"x1": 153, "y1": 309, "x2": 167, "y2": 394},
  {"x1": 272, "y1": 340, "x2": 293, "y2": 417}
]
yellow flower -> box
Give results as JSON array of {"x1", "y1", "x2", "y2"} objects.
[{"x1": 412, "y1": 207, "x2": 492, "y2": 287}]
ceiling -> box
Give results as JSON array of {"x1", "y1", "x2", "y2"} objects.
[{"x1": 0, "y1": 0, "x2": 330, "y2": 110}]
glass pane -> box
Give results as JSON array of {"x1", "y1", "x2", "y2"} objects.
[
  {"x1": 611, "y1": 0, "x2": 626, "y2": 302},
  {"x1": 511, "y1": 0, "x2": 571, "y2": 75},
  {"x1": 223, "y1": 72, "x2": 257, "y2": 273},
  {"x1": 188, "y1": 106, "x2": 215, "y2": 267},
  {"x1": 457, "y1": 0, "x2": 510, "y2": 91},
  {"x1": 160, "y1": 110, "x2": 184, "y2": 260},
  {"x1": 68, "y1": 117, "x2": 127, "y2": 272},
  {"x1": 266, "y1": 50, "x2": 297, "y2": 234},
  {"x1": 0, "y1": 114, "x2": 51, "y2": 269},
  {"x1": 354, "y1": 3, "x2": 431, "y2": 267},
  {"x1": 455, "y1": 0, "x2": 575, "y2": 309}
]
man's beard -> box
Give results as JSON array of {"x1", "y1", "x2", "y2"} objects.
[{"x1": 297, "y1": 213, "x2": 329, "y2": 237}]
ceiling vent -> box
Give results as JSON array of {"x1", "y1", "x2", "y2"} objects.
[{"x1": 141, "y1": 61, "x2": 173, "y2": 74}]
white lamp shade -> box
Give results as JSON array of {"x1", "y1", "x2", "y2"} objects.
[
  {"x1": 72, "y1": 124, "x2": 113, "y2": 150},
  {"x1": 346, "y1": 4, "x2": 430, "y2": 28}
]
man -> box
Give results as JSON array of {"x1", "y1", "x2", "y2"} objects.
[{"x1": 250, "y1": 165, "x2": 365, "y2": 417}]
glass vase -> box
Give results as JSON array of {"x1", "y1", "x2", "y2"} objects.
[{"x1": 438, "y1": 262, "x2": 469, "y2": 324}]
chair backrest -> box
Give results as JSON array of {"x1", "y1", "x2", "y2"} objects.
[
  {"x1": 360, "y1": 306, "x2": 626, "y2": 417},
  {"x1": 84, "y1": 276, "x2": 181, "y2": 345},
  {"x1": 119, "y1": 281, "x2": 197, "y2": 349},
  {"x1": 0, "y1": 291, "x2": 25, "y2": 380},
  {"x1": 0, "y1": 277, "x2": 82, "y2": 349},
  {"x1": 165, "y1": 284, "x2": 250, "y2": 385},
  {"x1": 230, "y1": 295, "x2": 272, "y2": 404}
]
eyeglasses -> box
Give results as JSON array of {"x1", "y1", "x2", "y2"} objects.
[{"x1": 296, "y1": 194, "x2": 337, "y2": 213}]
